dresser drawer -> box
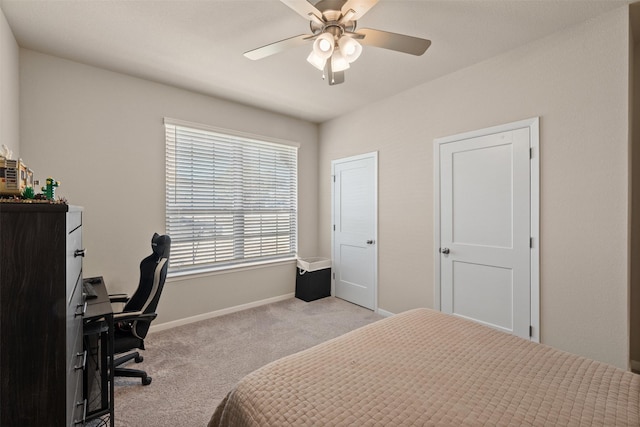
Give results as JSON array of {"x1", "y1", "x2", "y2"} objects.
[
  {"x1": 66, "y1": 343, "x2": 85, "y2": 426},
  {"x1": 67, "y1": 270, "x2": 84, "y2": 353},
  {"x1": 70, "y1": 390, "x2": 86, "y2": 427},
  {"x1": 66, "y1": 223, "x2": 83, "y2": 303},
  {"x1": 67, "y1": 208, "x2": 82, "y2": 234},
  {"x1": 66, "y1": 306, "x2": 83, "y2": 374}
]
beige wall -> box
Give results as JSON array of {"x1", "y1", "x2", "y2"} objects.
[
  {"x1": 0, "y1": 6, "x2": 19, "y2": 157},
  {"x1": 19, "y1": 50, "x2": 319, "y2": 325},
  {"x1": 319, "y1": 7, "x2": 630, "y2": 368}
]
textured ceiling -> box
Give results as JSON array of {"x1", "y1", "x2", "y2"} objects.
[{"x1": 1, "y1": 0, "x2": 634, "y2": 123}]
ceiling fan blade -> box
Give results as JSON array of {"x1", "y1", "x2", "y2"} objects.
[
  {"x1": 280, "y1": 0, "x2": 323, "y2": 21},
  {"x1": 343, "y1": 31, "x2": 365, "y2": 40},
  {"x1": 341, "y1": 0, "x2": 378, "y2": 20},
  {"x1": 358, "y1": 28, "x2": 431, "y2": 56},
  {"x1": 244, "y1": 34, "x2": 310, "y2": 60}
]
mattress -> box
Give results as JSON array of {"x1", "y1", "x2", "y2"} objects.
[{"x1": 209, "y1": 308, "x2": 640, "y2": 426}]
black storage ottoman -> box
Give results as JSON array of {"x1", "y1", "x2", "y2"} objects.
[{"x1": 295, "y1": 257, "x2": 331, "y2": 302}]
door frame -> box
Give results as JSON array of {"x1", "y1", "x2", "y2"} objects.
[
  {"x1": 331, "y1": 151, "x2": 379, "y2": 311},
  {"x1": 433, "y1": 118, "x2": 540, "y2": 342}
]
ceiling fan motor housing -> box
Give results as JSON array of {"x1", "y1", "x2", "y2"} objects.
[{"x1": 310, "y1": 0, "x2": 357, "y2": 37}]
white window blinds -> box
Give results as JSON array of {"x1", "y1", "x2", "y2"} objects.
[{"x1": 165, "y1": 120, "x2": 298, "y2": 275}]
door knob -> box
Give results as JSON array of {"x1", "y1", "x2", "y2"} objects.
[
  {"x1": 366, "y1": 240, "x2": 375, "y2": 245},
  {"x1": 440, "y1": 248, "x2": 450, "y2": 254}
]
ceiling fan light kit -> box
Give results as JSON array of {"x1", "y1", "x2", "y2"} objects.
[
  {"x1": 338, "y1": 36, "x2": 362, "y2": 62},
  {"x1": 307, "y1": 50, "x2": 326, "y2": 70},
  {"x1": 314, "y1": 32, "x2": 335, "y2": 57},
  {"x1": 245, "y1": 0, "x2": 431, "y2": 86},
  {"x1": 330, "y1": 49, "x2": 350, "y2": 72}
]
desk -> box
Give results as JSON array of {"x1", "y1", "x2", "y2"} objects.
[{"x1": 83, "y1": 276, "x2": 115, "y2": 427}]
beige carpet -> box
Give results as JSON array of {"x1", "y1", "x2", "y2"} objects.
[{"x1": 111, "y1": 296, "x2": 383, "y2": 426}]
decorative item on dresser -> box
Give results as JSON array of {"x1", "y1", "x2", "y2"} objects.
[{"x1": 0, "y1": 203, "x2": 114, "y2": 427}]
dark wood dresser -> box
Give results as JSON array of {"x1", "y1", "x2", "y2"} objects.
[{"x1": 0, "y1": 203, "x2": 85, "y2": 426}]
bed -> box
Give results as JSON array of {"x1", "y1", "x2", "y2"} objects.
[{"x1": 209, "y1": 308, "x2": 640, "y2": 426}]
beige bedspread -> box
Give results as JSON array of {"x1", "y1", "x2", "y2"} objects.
[{"x1": 209, "y1": 308, "x2": 640, "y2": 426}]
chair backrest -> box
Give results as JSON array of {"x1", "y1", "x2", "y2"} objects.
[{"x1": 123, "y1": 233, "x2": 171, "y2": 339}]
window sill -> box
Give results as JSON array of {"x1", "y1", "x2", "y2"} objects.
[{"x1": 166, "y1": 257, "x2": 297, "y2": 283}]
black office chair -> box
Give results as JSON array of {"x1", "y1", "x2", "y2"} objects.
[{"x1": 110, "y1": 233, "x2": 170, "y2": 386}]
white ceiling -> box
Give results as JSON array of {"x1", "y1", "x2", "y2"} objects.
[{"x1": 1, "y1": 0, "x2": 634, "y2": 123}]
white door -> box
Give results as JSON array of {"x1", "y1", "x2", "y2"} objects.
[
  {"x1": 435, "y1": 119, "x2": 539, "y2": 340},
  {"x1": 332, "y1": 152, "x2": 377, "y2": 310}
]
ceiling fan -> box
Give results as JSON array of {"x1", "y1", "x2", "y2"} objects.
[{"x1": 244, "y1": 0, "x2": 431, "y2": 85}]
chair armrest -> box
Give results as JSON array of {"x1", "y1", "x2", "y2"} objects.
[
  {"x1": 113, "y1": 311, "x2": 157, "y2": 323},
  {"x1": 109, "y1": 293, "x2": 130, "y2": 304}
]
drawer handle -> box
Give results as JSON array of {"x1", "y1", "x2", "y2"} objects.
[
  {"x1": 74, "y1": 399, "x2": 87, "y2": 425},
  {"x1": 74, "y1": 301, "x2": 87, "y2": 318},
  {"x1": 74, "y1": 249, "x2": 86, "y2": 258},
  {"x1": 74, "y1": 351, "x2": 87, "y2": 371}
]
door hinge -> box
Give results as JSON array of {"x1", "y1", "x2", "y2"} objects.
[
  {"x1": 333, "y1": 175, "x2": 336, "y2": 182},
  {"x1": 530, "y1": 237, "x2": 533, "y2": 248},
  {"x1": 332, "y1": 272, "x2": 335, "y2": 280},
  {"x1": 529, "y1": 325, "x2": 533, "y2": 337},
  {"x1": 333, "y1": 224, "x2": 336, "y2": 231},
  {"x1": 530, "y1": 147, "x2": 533, "y2": 159}
]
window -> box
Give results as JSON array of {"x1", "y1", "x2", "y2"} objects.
[{"x1": 165, "y1": 119, "x2": 298, "y2": 275}]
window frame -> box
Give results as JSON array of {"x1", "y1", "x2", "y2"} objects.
[{"x1": 164, "y1": 118, "x2": 299, "y2": 277}]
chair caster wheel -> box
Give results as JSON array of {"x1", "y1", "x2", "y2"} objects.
[
  {"x1": 135, "y1": 355, "x2": 144, "y2": 363},
  {"x1": 142, "y1": 376, "x2": 152, "y2": 386}
]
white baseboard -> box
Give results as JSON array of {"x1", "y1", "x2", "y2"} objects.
[
  {"x1": 150, "y1": 293, "x2": 295, "y2": 334},
  {"x1": 631, "y1": 359, "x2": 640, "y2": 373},
  {"x1": 376, "y1": 308, "x2": 395, "y2": 318}
]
